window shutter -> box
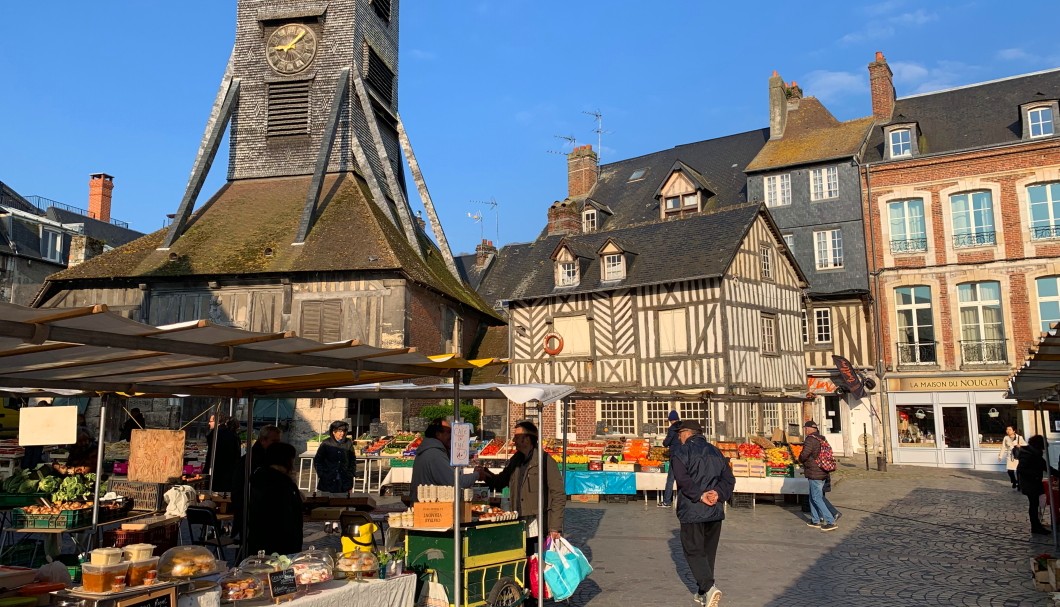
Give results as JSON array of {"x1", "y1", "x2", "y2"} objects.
[
  {"x1": 300, "y1": 301, "x2": 323, "y2": 341},
  {"x1": 321, "y1": 300, "x2": 343, "y2": 342}
]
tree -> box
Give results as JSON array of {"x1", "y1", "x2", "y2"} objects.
[{"x1": 417, "y1": 401, "x2": 480, "y2": 430}]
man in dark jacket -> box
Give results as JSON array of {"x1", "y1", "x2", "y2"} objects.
[
  {"x1": 313, "y1": 420, "x2": 357, "y2": 495},
  {"x1": 410, "y1": 419, "x2": 480, "y2": 503},
  {"x1": 247, "y1": 442, "x2": 303, "y2": 555},
  {"x1": 671, "y1": 420, "x2": 734, "y2": 607},
  {"x1": 659, "y1": 410, "x2": 681, "y2": 508},
  {"x1": 797, "y1": 420, "x2": 839, "y2": 531}
]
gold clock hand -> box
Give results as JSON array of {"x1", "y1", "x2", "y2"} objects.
[{"x1": 280, "y1": 31, "x2": 306, "y2": 52}]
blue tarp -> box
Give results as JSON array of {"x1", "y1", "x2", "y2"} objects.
[{"x1": 564, "y1": 471, "x2": 637, "y2": 495}]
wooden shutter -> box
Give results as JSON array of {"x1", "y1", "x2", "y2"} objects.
[
  {"x1": 300, "y1": 301, "x2": 323, "y2": 341},
  {"x1": 321, "y1": 300, "x2": 342, "y2": 343}
]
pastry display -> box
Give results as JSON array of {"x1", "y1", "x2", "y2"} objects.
[
  {"x1": 218, "y1": 569, "x2": 266, "y2": 601},
  {"x1": 334, "y1": 551, "x2": 378, "y2": 578},
  {"x1": 157, "y1": 546, "x2": 219, "y2": 579},
  {"x1": 290, "y1": 548, "x2": 333, "y2": 585}
]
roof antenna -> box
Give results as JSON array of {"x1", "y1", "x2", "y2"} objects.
[
  {"x1": 470, "y1": 197, "x2": 500, "y2": 241},
  {"x1": 547, "y1": 134, "x2": 578, "y2": 156},
  {"x1": 583, "y1": 109, "x2": 608, "y2": 164},
  {"x1": 466, "y1": 211, "x2": 484, "y2": 241}
]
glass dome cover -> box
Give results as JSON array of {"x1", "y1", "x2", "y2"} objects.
[
  {"x1": 335, "y1": 551, "x2": 378, "y2": 576},
  {"x1": 238, "y1": 551, "x2": 282, "y2": 574},
  {"x1": 290, "y1": 548, "x2": 333, "y2": 585},
  {"x1": 218, "y1": 568, "x2": 267, "y2": 602},
  {"x1": 157, "y1": 545, "x2": 220, "y2": 579},
  {"x1": 293, "y1": 546, "x2": 335, "y2": 571}
]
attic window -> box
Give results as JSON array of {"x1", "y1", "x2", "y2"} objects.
[
  {"x1": 556, "y1": 261, "x2": 578, "y2": 287},
  {"x1": 664, "y1": 193, "x2": 699, "y2": 218},
  {"x1": 1021, "y1": 101, "x2": 1059, "y2": 140},
  {"x1": 583, "y1": 209, "x2": 598, "y2": 233},
  {"x1": 890, "y1": 128, "x2": 912, "y2": 157},
  {"x1": 628, "y1": 168, "x2": 647, "y2": 182},
  {"x1": 602, "y1": 253, "x2": 625, "y2": 281},
  {"x1": 884, "y1": 124, "x2": 919, "y2": 160}
]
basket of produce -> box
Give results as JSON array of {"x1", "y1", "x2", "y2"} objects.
[
  {"x1": 736, "y1": 443, "x2": 765, "y2": 460},
  {"x1": 11, "y1": 503, "x2": 94, "y2": 529},
  {"x1": 108, "y1": 480, "x2": 165, "y2": 512},
  {"x1": 766, "y1": 465, "x2": 794, "y2": 478}
]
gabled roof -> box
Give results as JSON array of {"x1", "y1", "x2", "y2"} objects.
[
  {"x1": 45, "y1": 208, "x2": 142, "y2": 248},
  {"x1": 652, "y1": 160, "x2": 719, "y2": 198},
  {"x1": 863, "y1": 67, "x2": 1060, "y2": 163},
  {"x1": 479, "y1": 203, "x2": 784, "y2": 303},
  {"x1": 41, "y1": 174, "x2": 499, "y2": 319},
  {"x1": 746, "y1": 97, "x2": 874, "y2": 172}
]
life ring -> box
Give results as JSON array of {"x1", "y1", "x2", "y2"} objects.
[{"x1": 543, "y1": 332, "x2": 564, "y2": 356}]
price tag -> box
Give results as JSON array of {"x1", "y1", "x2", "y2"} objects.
[
  {"x1": 268, "y1": 569, "x2": 299, "y2": 601},
  {"x1": 450, "y1": 422, "x2": 472, "y2": 466},
  {"x1": 482, "y1": 415, "x2": 503, "y2": 431}
]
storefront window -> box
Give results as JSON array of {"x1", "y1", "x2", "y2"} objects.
[
  {"x1": 897, "y1": 405, "x2": 935, "y2": 447},
  {"x1": 941, "y1": 406, "x2": 971, "y2": 448},
  {"x1": 977, "y1": 404, "x2": 1018, "y2": 447}
]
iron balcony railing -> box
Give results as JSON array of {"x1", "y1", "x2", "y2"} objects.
[
  {"x1": 1032, "y1": 225, "x2": 1060, "y2": 240},
  {"x1": 24, "y1": 195, "x2": 130, "y2": 229},
  {"x1": 896, "y1": 341, "x2": 937, "y2": 365},
  {"x1": 890, "y1": 238, "x2": 928, "y2": 253},
  {"x1": 960, "y1": 339, "x2": 1007, "y2": 364},
  {"x1": 953, "y1": 231, "x2": 996, "y2": 248}
]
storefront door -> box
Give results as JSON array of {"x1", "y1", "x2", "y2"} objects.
[{"x1": 940, "y1": 405, "x2": 973, "y2": 465}]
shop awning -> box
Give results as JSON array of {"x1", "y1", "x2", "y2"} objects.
[{"x1": 1007, "y1": 323, "x2": 1060, "y2": 409}]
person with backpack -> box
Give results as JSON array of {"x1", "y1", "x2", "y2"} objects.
[{"x1": 798, "y1": 420, "x2": 840, "y2": 531}]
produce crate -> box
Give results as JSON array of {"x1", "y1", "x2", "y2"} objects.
[
  {"x1": 561, "y1": 463, "x2": 588, "y2": 471},
  {"x1": 108, "y1": 480, "x2": 164, "y2": 512},
  {"x1": 98, "y1": 499, "x2": 135, "y2": 522},
  {"x1": 0, "y1": 540, "x2": 46, "y2": 568},
  {"x1": 102, "y1": 520, "x2": 180, "y2": 554},
  {"x1": 603, "y1": 463, "x2": 635, "y2": 472},
  {"x1": 730, "y1": 460, "x2": 750, "y2": 477},
  {"x1": 730, "y1": 494, "x2": 755, "y2": 509},
  {"x1": 766, "y1": 465, "x2": 794, "y2": 478},
  {"x1": 390, "y1": 458, "x2": 415, "y2": 468},
  {"x1": 0, "y1": 492, "x2": 48, "y2": 509},
  {"x1": 605, "y1": 495, "x2": 630, "y2": 504},
  {"x1": 10, "y1": 507, "x2": 91, "y2": 530},
  {"x1": 587, "y1": 461, "x2": 604, "y2": 471},
  {"x1": 570, "y1": 494, "x2": 599, "y2": 503},
  {"x1": 747, "y1": 462, "x2": 767, "y2": 478}
]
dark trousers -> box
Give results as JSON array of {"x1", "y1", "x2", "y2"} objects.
[
  {"x1": 680, "y1": 520, "x2": 722, "y2": 594},
  {"x1": 1029, "y1": 493, "x2": 1045, "y2": 530},
  {"x1": 1008, "y1": 470, "x2": 1018, "y2": 487}
]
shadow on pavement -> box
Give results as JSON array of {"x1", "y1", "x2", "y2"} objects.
[{"x1": 560, "y1": 507, "x2": 606, "y2": 605}]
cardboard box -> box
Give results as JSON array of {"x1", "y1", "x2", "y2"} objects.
[
  {"x1": 571, "y1": 494, "x2": 600, "y2": 503},
  {"x1": 730, "y1": 460, "x2": 750, "y2": 477},
  {"x1": 413, "y1": 502, "x2": 473, "y2": 529}
]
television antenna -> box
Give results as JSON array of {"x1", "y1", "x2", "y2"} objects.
[
  {"x1": 469, "y1": 197, "x2": 500, "y2": 241},
  {"x1": 583, "y1": 109, "x2": 609, "y2": 164},
  {"x1": 466, "y1": 211, "x2": 484, "y2": 241},
  {"x1": 547, "y1": 134, "x2": 577, "y2": 156}
]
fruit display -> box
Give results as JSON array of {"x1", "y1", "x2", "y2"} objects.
[
  {"x1": 363, "y1": 436, "x2": 392, "y2": 455},
  {"x1": 649, "y1": 446, "x2": 670, "y2": 461},
  {"x1": 637, "y1": 458, "x2": 662, "y2": 468},
  {"x1": 478, "y1": 438, "x2": 504, "y2": 457},
  {"x1": 715, "y1": 441, "x2": 739, "y2": 459},
  {"x1": 623, "y1": 439, "x2": 649, "y2": 461},
  {"x1": 219, "y1": 570, "x2": 265, "y2": 601},
  {"x1": 157, "y1": 546, "x2": 220, "y2": 579},
  {"x1": 765, "y1": 447, "x2": 793, "y2": 465},
  {"x1": 550, "y1": 453, "x2": 590, "y2": 464},
  {"x1": 20, "y1": 501, "x2": 94, "y2": 514},
  {"x1": 790, "y1": 444, "x2": 804, "y2": 459},
  {"x1": 736, "y1": 443, "x2": 765, "y2": 460},
  {"x1": 602, "y1": 440, "x2": 624, "y2": 458},
  {"x1": 402, "y1": 436, "x2": 423, "y2": 457}
]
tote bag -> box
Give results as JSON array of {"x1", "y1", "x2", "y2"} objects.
[
  {"x1": 528, "y1": 552, "x2": 552, "y2": 599},
  {"x1": 542, "y1": 538, "x2": 592, "y2": 601},
  {"x1": 416, "y1": 572, "x2": 449, "y2": 607}
]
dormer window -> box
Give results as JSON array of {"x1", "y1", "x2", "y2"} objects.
[
  {"x1": 42, "y1": 229, "x2": 62, "y2": 263},
  {"x1": 656, "y1": 161, "x2": 711, "y2": 219},
  {"x1": 557, "y1": 261, "x2": 578, "y2": 287},
  {"x1": 1030, "y1": 106, "x2": 1055, "y2": 138},
  {"x1": 890, "y1": 128, "x2": 912, "y2": 157},
  {"x1": 602, "y1": 253, "x2": 625, "y2": 281},
  {"x1": 583, "y1": 209, "x2": 598, "y2": 233}
]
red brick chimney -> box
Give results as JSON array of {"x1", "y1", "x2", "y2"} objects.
[
  {"x1": 868, "y1": 51, "x2": 895, "y2": 121},
  {"x1": 475, "y1": 239, "x2": 497, "y2": 270},
  {"x1": 768, "y1": 70, "x2": 787, "y2": 139},
  {"x1": 567, "y1": 145, "x2": 598, "y2": 199},
  {"x1": 547, "y1": 200, "x2": 580, "y2": 237},
  {"x1": 88, "y1": 173, "x2": 113, "y2": 222}
]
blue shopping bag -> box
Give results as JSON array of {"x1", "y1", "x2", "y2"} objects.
[{"x1": 542, "y1": 538, "x2": 592, "y2": 601}]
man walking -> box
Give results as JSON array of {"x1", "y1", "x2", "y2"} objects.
[
  {"x1": 798, "y1": 420, "x2": 840, "y2": 531},
  {"x1": 670, "y1": 420, "x2": 735, "y2": 607}
]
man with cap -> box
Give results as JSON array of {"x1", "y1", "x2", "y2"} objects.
[
  {"x1": 659, "y1": 410, "x2": 682, "y2": 507},
  {"x1": 670, "y1": 419, "x2": 735, "y2": 607},
  {"x1": 797, "y1": 420, "x2": 839, "y2": 531}
]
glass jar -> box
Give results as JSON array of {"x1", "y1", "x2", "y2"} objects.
[{"x1": 334, "y1": 551, "x2": 378, "y2": 580}]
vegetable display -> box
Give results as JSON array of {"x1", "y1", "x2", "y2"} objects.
[
  {"x1": 736, "y1": 443, "x2": 765, "y2": 460},
  {"x1": 50, "y1": 473, "x2": 98, "y2": 503}
]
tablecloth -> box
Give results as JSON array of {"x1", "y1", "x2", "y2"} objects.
[
  {"x1": 287, "y1": 574, "x2": 416, "y2": 607},
  {"x1": 564, "y1": 471, "x2": 637, "y2": 495}
]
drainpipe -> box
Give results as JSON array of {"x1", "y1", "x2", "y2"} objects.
[{"x1": 861, "y1": 158, "x2": 892, "y2": 464}]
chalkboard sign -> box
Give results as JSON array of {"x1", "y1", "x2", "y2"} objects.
[
  {"x1": 482, "y1": 415, "x2": 503, "y2": 431},
  {"x1": 408, "y1": 416, "x2": 427, "y2": 432},
  {"x1": 640, "y1": 423, "x2": 659, "y2": 435},
  {"x1": 115, "y1": 586, "x2": 175, "y2": 607},
  {"x1": 269, "y1": 568, "x2": 299, "y2": 600},
  {"x1": 369, "y1": 422, "x2": 389, "y2": 437}
]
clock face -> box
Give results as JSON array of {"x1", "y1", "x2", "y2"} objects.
[{"x1": 266, "y1": 23, "x2": 317, "y2": 75}]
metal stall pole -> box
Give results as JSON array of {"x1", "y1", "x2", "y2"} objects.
[
  {"x1": 536, "y1": 399, "x2": 545, "y2": 607},
  {"x1": 208, "y1": 401, "x2": 222, "y2": 492},
  {"x1": 238, "y1": 394, "x2": 254, "y2": 561},
  {"x1": 90, "y1": 394, "x2": 109, "y2": 546},
  {"x1": 1041, "y1": 404, "x2": 1058, "y2": 549},
  {"x1": 561, "y1": 398, "x2": 568, "y2": 477},
  {"x1": 452, "y1": 372, "x2": 463, "y2": 607}
]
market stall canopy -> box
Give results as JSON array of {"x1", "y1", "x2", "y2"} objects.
[
  {"x1": 0, "y1": 303, "x2": 504, "y2": 398},
  {"x1": 311, "y1": 382, "x2": 574, "y2": 404},
  {"x1": 1007, "y1": 323, "x2": 1060, "y2": 411}
]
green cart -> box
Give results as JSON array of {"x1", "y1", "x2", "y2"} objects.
[{"x1": 406, "y1": 519, "x2": 528, "y2": 607}]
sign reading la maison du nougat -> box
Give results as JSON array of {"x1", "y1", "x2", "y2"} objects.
[{"x1": 897, "y1": 375, "x2": 1008, "y2": 392}]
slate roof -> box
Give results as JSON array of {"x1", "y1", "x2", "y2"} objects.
[
  {"x1": 570, "y1": 128, "x2": 770, "y2": 232},
  {"x1": 454, "y1": 253, "x2": 490, "y2": 290},
  {"x1": 468, "y1": 325, "x2": 509, "y2": 385},
  {"x1": 745, "y1": 97, "x2": 874, "y2": 172},
  {"x1": 42, "y1": 173, "x2": 499, "y2": 319},
  {"x1": 478, "y1": 203, "x2": 795, "y2": 304},
  {"x1": 863, "y1": 67, "x2": 1060, "y2": 163},
  {"x1": 46, "y1": 208, "x2": 142, "y2": 248}
]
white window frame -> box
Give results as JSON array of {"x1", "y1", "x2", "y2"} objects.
[
  {"x1": 761, "y1": 313, "x2": 777, "y2": 354},
  {"x1": 664, "y1": 197, "x2": 681, "y2": 211},
  {"x1": 763, "y1": 403, "x2": 780, "y2": 434},
  {"x1": 783, "y1": 234, "x2": 794, "y2": 251},
  {"x1": 764, "y1": 174, "x2": 791, "y2": 208},
  {"x1": 810, "y1": 166, "x2": 839, "y2": 201},
  {"x1": 888, "y1": 198, "x2": 926, "y2": 252},
  {"x1": 895, "y1": 285, "x2": 935, "y2": 364},
  {"x1": 557, "y1": 261, "x2": 578, "y2": 287},
  {"x1": 801, "y1": 309, "x2": 809, "y2": 344},
  {"x1": 582, "y1": 209, "x2": 597, "y2": 233},
  {"x1": 682, "y1": 193, "x2": 698, "y2": 209},
  {"x1": 602, "y1": 253, "x2": 625, "y2": 281},
  {"x1": 760, "y1": 245, "x2": 773, "y2": 280},
  {"x1": 643, "y1": 401, "x2": 671, "y2": 434},
  {"x1": 814, "y1": 308, "x2": 832, "y2": 344},
  {"x1": 1030, "y1": 107, "x2": 1055, "y2": 138},
  {"x1": 598, "y1": 399, "x2": 635, "y2": 435},
  {"x1": 41, "y1": 229, "x2": 62, "y2": 263},
  {"x1": 950, "y1": 191, "x2": 995, "y2": 247},
  {"x1": 957, "y1": 281, "x2": 1004, "y2": 363},
  {"x1": 890, "y1": 128, "x2": 912, "y2": 158},
  {"x1": 1029, "y1": 182, "x2": 1060, "y2": 240},
  {"x1": 678, "y1": 401, "x2": 712, "y2": 436},
  {"x1": 814, "y1": 229, "x2": 844, "y2": 269},
  {"x1": 658, "y1": 308, "x2": 688, "y2": 355},
  {"x1": 1037, "y1": 276, "x2": 1060, "y2": 333}
]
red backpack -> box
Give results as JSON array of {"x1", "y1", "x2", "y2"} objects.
[{"x1": 814, "y1": 435, "x2": 837, "y2": 472}]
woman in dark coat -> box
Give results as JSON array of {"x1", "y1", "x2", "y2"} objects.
[
  {"x1": 205, "y1": 415, "x2": 241, "y2": 492},
  {"x1": 313, "y1": 421, "x2": 357, "y2": 495},
  {"x1": 247, "y1": 442, "x2": 303, "y2": 555},
  {"x1": 1017, "y1": 434, "x2": 1050, "y2": 535}
]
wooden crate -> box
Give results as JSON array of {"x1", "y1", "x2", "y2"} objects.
[
  {"x1": 730, "y1": 460, "x2": 750, "y2": 477},
  {"x1": 570, "y1": 494, "x2": 599, "y2": 503},
  {"x1": 748, "y1": 462, "x2": 767, "y2": 478}
]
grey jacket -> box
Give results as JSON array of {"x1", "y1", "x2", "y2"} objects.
[
  {"x1": 409, "y1": 437, "x2": 477, "y2": 503},
  {"x1": 485, "y1": 448, "x2": 566, "y2": 532}
]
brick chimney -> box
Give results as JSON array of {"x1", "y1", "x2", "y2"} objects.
[
  {"x1": 868, "y1": 51, "x2": 895, "y2": 121},
  {"x1": 88, "y1": 173, "x2": 113, "y2": 223},
  {"x1": 475, "y1": 239, "x2": 497, "y2": 270},
  {"x1": 415, "y1": 210, "x2": 427, "y2": 231},
  {"x1": 547, "y1": 200, "x2": 580, "y2": 237},
  {"x1": 768, "y1": 70, "x2": 788, "y2": 139},
  {"x1": 567, "y1": 145, "x2": 598, "y2": 199},
  {"x1": 68, "y1": 234, "x2": 105, "y2": 267}
]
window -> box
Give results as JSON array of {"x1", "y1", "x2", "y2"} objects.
[
  {"x1": 300, "y1": 299, "x2": 343, "y2": 343},
  {"x1": 267, "y1": 80, "x2": 310, "y2": 137},
  {"x1": 815, "y1": 308, "x2": 832, "y2": 344},
  {"x1": 958, "y1": 281, "x2": 1005, "y2": 364},
  {"x1": 583, "y1": 210, "x2": 597, "y2": 233},
  {"x1": 664, "y1": 197, "x2": 680, "y2": 211},
  {"x1": 810, "y1": 166, "x2": 839, "y2": 201},
  {"x1": 643, "y1": 401, "x2": 671, "y2": 433},
  {"x1": 557, "y1": 261, "x2": 578, "y2": 287},
  {"x1": 602, "y1": 253, "x2": 625, "y2": 281},
  {"x1": 41, "y1": 229, "x2": 62, "y2": 263},
  {"x1": 761, "y1": 313, "x2": 777, "y2": 354},
  {"x1": 1029, "y1": 182, "x2": 1060, "y2": 240},
  {"x1": 890, "y1": 128, "x2": 912, "y2": 157},
  {"x1": 888, "y1": 199, "x2": 926, "y2": 253},
  {"x1": 628, "y1": 168, "x2": 647, "y2": 182},
  {"x1": 783, "y1": 234, "x2": 794, "y2": 251},
  {"x1": 663, "y1": 192, "x2": 700, "y2": 217},
  {"x1": 598, "y1": 399, "x2": 635, "y2": 435},
  {"x1": 764, "y1": 174, "x2": 792, "y2": 207},
  {"x1": 678, "y1": 401, "x2": 712, "y2": 436},
  {"x1": 897, "y1": 405, "x2": 936, "y2": 447},
  {"x1": 1037, "y1": 276, "x2": 1060, "y2": 332},
  {"x1": 895, "y1": 286, "x2": 935, "y2": 364},
  {"x1": 1030, "y1": 107, "x2": 1055, "y2": 138},
  {"x1": 552, "y1": 315, "x2": 590, "y2": 355},
  {"x1": 801, "y1": 310, "x2": 809, "y2": 344},
  {"x1": 371, "y1": 0, "x2": 392, "y2": 21},
  {"x1": 814, "y1": 229, "x2": 844, "y2": 269},
  {"x1": 951, "y1": 191, "x2": 996, "y2": 247},
  {"x1": 760, "y1": 245, "x2": 773, "y2": 280},
  {"x1": 763, "y1": 404, "x2": 780, "y2": 433},
  {"x1": 658, "y1": 308, "x2": 688, "y2": 355}
]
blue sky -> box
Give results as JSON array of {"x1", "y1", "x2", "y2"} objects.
[{"x1": 2, "y1": 1, "x2": 1058, "y2": 256}]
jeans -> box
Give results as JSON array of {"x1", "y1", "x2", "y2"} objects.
[
  {"x1": 680, "y1": 520, "x2": 723, "y2": 594},
  {"x1": 662, "y1": 466, "x2": 676, "y2": 504},
  {"x1": 808, "y1": 479, "x2": 835, "y2": 524}
]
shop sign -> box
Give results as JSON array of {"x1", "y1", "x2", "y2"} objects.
[
  {"x1": 898, "y1": 376, "x2": 1007, "y2": 391},
  {"x1": 450, "y1": 422, "x2": 472, "y2": 466}
]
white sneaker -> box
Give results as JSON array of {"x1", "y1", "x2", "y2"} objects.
[{"x1": 704, "y1": 586, "x2": 723, "y2": 607}]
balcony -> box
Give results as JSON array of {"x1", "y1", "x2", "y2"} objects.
[
  {"x1": 890, "y1": 238, "x2": 927, "y2": 254},
  {"x1": 953, "y1": 231, "x2": 996, "y2": 248},
  {"x1": 897, "y1": 341, "x2": 937, "y2": 365},
  {"x1": 960, "y1": 339, "x2": 1007, "y2": 365},
  {"x1": 1032, "y1": 225, "x2": 1060, "y2": 240}
]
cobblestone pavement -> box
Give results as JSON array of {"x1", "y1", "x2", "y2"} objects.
[{"x1": 297, "y1": 458, "x2": 1058, "y2": 606}]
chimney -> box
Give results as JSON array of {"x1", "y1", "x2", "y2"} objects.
[
  {"x1": 68, "y1": 234, "x2": 104, "y2": 267},
  {"x1": 868, "y1": 51, "x2": 895, "y2": 121},
  {"x1": 415, "y1": 210, "x2": 426, "y2": 231},
  {"x1": 567, "y1": 145, "x2": 598, "y2": 199},
  {"x1": 475, "y1": 239, "x2": 497, "y2": 270},
  {"x1": 768, "y1": 70, "x2": 788, "y2": 139},
  {"x1": 547, "y1": 200, "x2": 580, "y2": 237},
  {"x1": 88, "y1": 173, "x2": 113, "y2": 223}
]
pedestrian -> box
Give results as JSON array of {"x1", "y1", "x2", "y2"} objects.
[
  {"x1": 670, "y1": 419, "x2": 734, "y2": 607},
  {"x1": 1017, "y1": 434, "x2": 1051, "y2": 535},
  {"x1": 797, "y1": 420, "x2": 840, "y2": 531},
  {"x1": 205, "y1": 414, "x2": 241, "y2": 492},
  {"x1": 313, "y1": 420, "x2": 357, "y2": 495},
  {"x1": 247, "y1": 442, "x2": 303, "y2": 555},
  {"x1": 998, "y1": 425, "x2": 1025, "y2": 491},
  {"x1": 410, "y1": 418, "x2": 480, "y2": 503},
  {"x1": 119, "y1": 408, "x2": 145, "y2": 442},
  {"x1": 659, "y1": 410, "x2": 681, "y2": 508},
  {"x1": 232, "y1": 425, "x2": 282, "y2": 539}
]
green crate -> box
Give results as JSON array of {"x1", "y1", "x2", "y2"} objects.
[
  {"x1": 390, "y1": 458, "x2": 415, "y2": 468},
  {"x1": 10, "y1": 507, "x2": 92, "y2": 529},
  {"x1": 0, "y1": 539, "x2": 46, "y2": 568},
  {"x1": 0, "y1": 492, "x2": 49, "y2": 509},
  {"x1": 766, "y1": 465, "x2": 794, "y2": 478},
  {"x1": 562, "y1": 463, "x2": 588, "y2": 471}
]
